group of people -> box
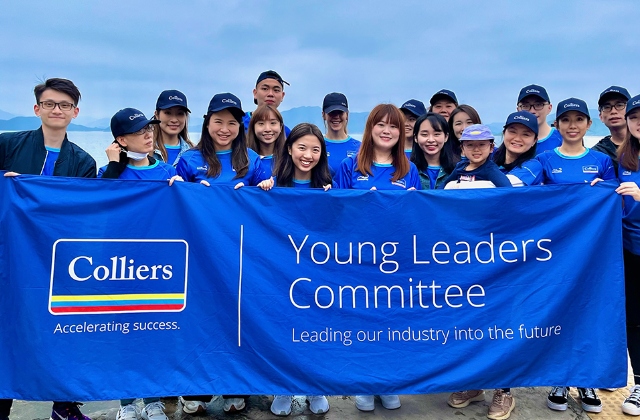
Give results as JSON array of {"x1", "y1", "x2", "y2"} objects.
[{"x1": 0, "y1": 72, "x2": 639, "y2": 420}]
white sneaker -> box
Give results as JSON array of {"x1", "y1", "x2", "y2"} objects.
[
  {"x1": 623, "y1": 385, "x2": 640, "y2": 416},
  {"x1": 178, "y1": 397, "x2": 206, "y2": 415},
  {"x1": 379, "y1": 395, "x2": 401, "y2": 410},
  {"x1": 116, "y1": 404, "x2": 140, "y2": 420},
  {"x1": 141, "y1": 402, "x2": 167, "y2": 420},
  {"x1": 306, "y1": 396, "x2": 329, "y2": 414},
  {"x1": 270, "y1": 396, "x2": 292, "y2": 416},
  {"x1": 355, "y1": 395, "x2": 375, "y2": 411},
  {"x1": 223, "y1": 397, "x2": 245, "y2": 413}
]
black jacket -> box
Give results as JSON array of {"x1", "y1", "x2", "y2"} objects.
[
  {"x1": 0, "y1": 127, "x2": 96, "y2": 177},
  {"x1": 592, "y1": 135, "x2": 619, "y2": 176}
]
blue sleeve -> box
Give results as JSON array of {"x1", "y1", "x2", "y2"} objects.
[
  {"x1": 165, "y1": 164, "x2": 178, "y2": 178},
  {"x1": 409, "y1": 164, "x2": 422, "y2": 190},
  {"x1": 488, "y1": 166, "x2": 513, "y2": 188},
  {"x1": 250, "y1": 154, "x2": 269, "y2": 186},
  {"x1": 443, "y1": 167, "x2": 459, "y2": 186},
  {"x1": 600, "y1": 155, "x2": 616, "y2": 181},
  {"x1": 97, "y1": 165, "x2": 106, "y2": 177},
  {"x1": 335, "y1": 157, "x2": 353, "y2": 189},
  {"x1": 510, "y1": 159, "x2": 543, "y2": 186},
  {"x1": 176, "y1": 154, "x2": 194, "y2": 182}
]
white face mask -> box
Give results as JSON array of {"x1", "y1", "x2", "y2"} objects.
[{"x1": 126, "y1": 151, "x2": 148, "y2": 161}]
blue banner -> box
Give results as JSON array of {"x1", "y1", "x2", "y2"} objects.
[{"x1": 0, "y1": 175, "x2": 627, "y2": 401}]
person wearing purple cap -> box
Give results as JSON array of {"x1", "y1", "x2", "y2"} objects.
[
  {"x1": 592, "y1": 86, "x2": 631, "y2": 175},
  {"x1": 493, "y1": 111, "x2": 543, "y2": 187},
  {"x1": 516, "y1": 84, "x2": 562, "y2": 155},
  {"x1": 152, "y1": 90, "x2": 195, "y2": 166},
  {"x1": 400, "y1": 99, "x2": 427, "y2": 157},
  {"x1": 442, "y1": 124, "x2": 511, "y2": 189},
  {"x1": 429, "y1": 89, "x2": 458, "y2": 119},
  {"x1": 0, "y1": 77, "x2": 96, "y2": 420},
  {"x1": 611, "y1": 94, "x2": 640, "y2": 416},
  {"x1": 177, "y1": 93, "x2": 268, "y2": 192},
  {"x1": 322, "y1": 92, "x2": 360, "y2": 175}
]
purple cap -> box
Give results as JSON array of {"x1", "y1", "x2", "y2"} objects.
[{"x1": 460, "y1": 124, "x2": 494, "y2": 141}]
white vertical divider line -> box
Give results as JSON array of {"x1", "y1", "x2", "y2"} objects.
[{"x1": 238, "y1": 224, "x2": 244, "y2": 347}]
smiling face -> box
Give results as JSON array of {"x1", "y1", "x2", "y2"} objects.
[
  {"x1": 207, "y1": 109, "x2": 240, "y2": 151},
  {"x1": 461, "y1": 140, "x2": 492, "y2": 165},
  {"x1": 401, "y1": 110, "x2": 417, "y2": 139},
  {"x1": 371, "y1": 115, "x2": 400, "y2": 152},
  {"x1": 627, "y1": 109, "x2": 640, "y2": 139},
  {"x1": 517, "y1": 95, "x2": 551, "y2": 126},
  {"x1": 157, "y1": 107, "x2": 187, "y2": 137},
  {"x1": 253, "y1": 78, "x2": 285, "y2": 108},
  {"x1": 323, "y1": 110, "x2": 348, "y2": 134},
  {"x1": 254, "y1": 110, "x2": 282, "y2": 148},
  {"x1": 34, "y1": 89, "x2": 79, "y2": 130},
  {"x1": 452, "y1": 111, "x2": 474, "y2": 139},
  {"x1": 289, "y1": 134, "x2": 322, "y2": 180},
  {"x1": 503, "y1": 123, "x2": 536, "y2": 157},
  {"x1": 416, "y1": 118, "x2": 448, "y2": 157},
  {"x1": 556, "y1": 111, "x2": 592, "y2": 144}
]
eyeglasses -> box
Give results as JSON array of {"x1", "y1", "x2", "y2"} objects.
[
  {"x1": 518, "y1": 102, "x2": 548, "y2": 111},
  {"x1": 599, "y1": 102, "x2": 627, "y2": 112},
  {"x1": 38, "y1": 101, "x2": 76, "y2": 111},
  {"x1": 131, "y1": 125, "x2": 155, "y2": 136},
  {"x1": 462, "y1": 142, "x2": 492, "y2": 150}
]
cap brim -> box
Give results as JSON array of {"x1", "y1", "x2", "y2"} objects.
[
  {"x1": 324, "y1": 105, "x2": 348, "y2": 114},
  {"x1": 430, "y1": 94, "x2": 456, "y2": 105},
  {"x1": 401, "y1": 108, "x2": 421, "y2": 118},
  {"x1": 598, "y1": 92, "x2": 628, "y2": 107},
  {"x1": 518, "y1": 93, "x2": 548, "y2": 103},
  {"x1": 157, "y1": 104, "x2": 191, "y2": 113},
  {"x1": 210, "y1": 106, "x2": 245, "y2": 120}
]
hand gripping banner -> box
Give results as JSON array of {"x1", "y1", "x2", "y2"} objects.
[{"x1": 0, "y1": 175, "x2": 626, "y2": 401}]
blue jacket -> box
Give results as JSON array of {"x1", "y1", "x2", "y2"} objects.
[{"x1": 0, "y1": 127, "x2": 96, "y2": 177}]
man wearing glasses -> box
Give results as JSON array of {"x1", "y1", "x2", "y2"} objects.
[
  {"x1": 592, "y1": 86, "x2": 630, "y2": 176},
  {"x1": 516, "y1": 84, "x2": 563, "y2": 155},
  {"x1": 0, "y1": 77, "x2": 96, "y2": 178},
  {"x1": 0, "y1": 78, "x2": 96, "y2": 420}
]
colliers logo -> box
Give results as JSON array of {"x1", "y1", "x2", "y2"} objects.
[{"x1": 49, "y1": 239, "x2": 189, "y2": 315}]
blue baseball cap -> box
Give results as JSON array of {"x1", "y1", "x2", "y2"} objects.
[
  {"x1": 156, "y1": 90, "x2": 190, "y2": 112},
  {"x1": 504, "y1": 111, "x2": 538, "y2": 136},
  {"x1": 430, "y1": 89, "x2": 457, "y2": 105},
  {"x1": 400, "y1": 99, "x2": 427, "y2": 117},
  {"x1": 556, "y1": 98, "x2": 590, "y2": 119},
  {"x1": 256, "y1": 70, "x2": 289, "y2": 87},
  {"x1": 625, "y1": 94, "x2": 640, "y2": 117},
  {"x1": 460, "y1": 124, "x2": 494, "y2": 141},
  {"x1": 110, "y1": 108, "x2": 159, "y2": 138},
  {"x1": 207, "y1": 93, "x2": 244, "y2": 120},
  {"x1": 598, "y1": 86, "x2": 631, "y2": 107},
  {"x1": 517, "y1": 84, "x2": 550, "y2": 103},
  {"x1": 323, "y1": 92, "x2": 349, "y2": 113}
]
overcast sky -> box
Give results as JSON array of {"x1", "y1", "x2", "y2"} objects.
[{"x1": 0, "y1": 0, "x2": 638, "y2": 124}]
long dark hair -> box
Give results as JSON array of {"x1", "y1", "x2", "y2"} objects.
[
  {"x1": 197, "y1": 110, "x2": 248, "y2": 179},
  {"x1": 274, "y1": 123, "x2": 332, "y2": 188},
  {"x1": 153, "y1": 107, "x2": 194, "y2": 162},
  {"x1": 619, "y1": 133, "x2": 640, "y2": 172},
  {"x1": 411, "y1": 113, "x2": 459, "y2": 173},
  {"x1": 493, "y1": 125, "x2": 538, "y2": 171},
  {"x1": 448, "y1": 105, "x2": 482, "y2": 157}
]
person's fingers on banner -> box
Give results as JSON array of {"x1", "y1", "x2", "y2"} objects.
[
  {"x1": 234, "y1": 182, "x2": 245, "y2": 190},
  {"x1": 200, "y1": 180, "x2": 210, "y2": 187},
  {"x1": 590, "y1": 178, "x2": 604, "y2": 186},
  {"x1": 168, "y1": 175, "x2": 184, "y2": 186},
  {"x1": 3, "y1": 172, "x2": 20, "y2": 177},
  {"x1": 616, "y1": 182, "x2": 640, "y2": 201}
]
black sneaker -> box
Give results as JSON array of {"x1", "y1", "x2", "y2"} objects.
[
  {"x1": 622, "y1": 385, "x2": 640, "y2": 416},
  {"x1": 577, "y1": 388, "x2": 602, "y2": 413},
  {"x1": 547, "y1": 386, "x2": 568, "y2": 411}
]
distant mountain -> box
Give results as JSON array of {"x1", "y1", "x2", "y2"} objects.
[
  {"x1": 74, "y1": 117, "x2": 111, "y2": 129},
  {"x1": 0, "y1": 109, "x2": 15, "y2": 120},
  {"x1": 0, "y1": 117, "x2": 106, "y2": 132}
]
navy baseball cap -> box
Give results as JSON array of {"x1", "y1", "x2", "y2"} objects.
[
  {"x1": 323, "y1": 92, "x2": 349, "y2": 113},
  {"x1": 110, "y1": 108, "x2": 159, "y2": 138},
  {"x1": 625, "y1": 94, "x2": 640, "y2": 117},
  {"x1": 460, "y1": 124, "x2": 494, "y2": 141},
  {"x1": 598, "y1": 86, "x2": 631, "y2": 107},
  {"x1": 430, "y1": 89, "x2": 458, "y2": 105},
  {"x1": 256, "y1": 70, "x2": 290, "y2": 87},
  {"x1": 556, "y1": 98, "x2": 590, "y2": 119},
  {"x1": 518, "y1": 84, "x2": 550, "y2": 103},
  {"x1": 504, "y1": 111, "x2": 538, "y2": 136},
  {"x1": 156, "y1": 90, "x2": 190, "y2": 112},
  {"x1": 400, "y1": 99, "x2": 427, "y2": 118},
  {"x1": 207, "y1": 93, "x2": 244, "y2": 120}
]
